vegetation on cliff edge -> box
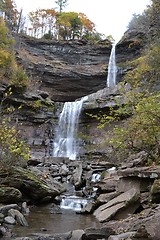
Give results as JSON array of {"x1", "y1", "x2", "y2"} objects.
[
  {"x1": 96, "y1": 0, "x2": 160, "y2": 163},
  {"x1": 0, "y1": 18, "x2": 30, "y2": 170}
]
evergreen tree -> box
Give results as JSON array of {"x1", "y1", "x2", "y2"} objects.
[{"x1": 55, "y1": 0, "x2": 68, "y2": 13}]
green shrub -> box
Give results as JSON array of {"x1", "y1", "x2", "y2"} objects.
[
  {"x1": 11, "y1": 66, "x2": 29, "y2": 92},
  {"x1": 0, "y1": 118, "x2": 30, "y2": 170}
]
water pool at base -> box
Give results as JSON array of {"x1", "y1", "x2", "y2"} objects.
[{"x1": 11, "y1": 203, "x2": 100, "y2": 238}]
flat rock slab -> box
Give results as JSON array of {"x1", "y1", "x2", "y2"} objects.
[
  {"x1": 82, "y1": 227, "x2": 114, "y2": 240},
  {"x1": 94, "y1": 188, "x2": 139, "y2": 223},
  {"x1": 95, "y1": 202, "x2": 125, "y2": 223},
  {"x1": 97, "y1": 192, "x2": 119, "y2": 204},
  {"x1": 4, "y1": 216, "x2": 16, "y2": 225},
  {"x1": 117, "y1": 166, "x2": 160, "y2": 179},
  {"x1": 70, "y1": 229, "x2": 85, "y2": 240},
  {"x1": 108, "y1": 232, "x2": 135, "y2": 240},
  {"x1": 0, "y1": 204, "x2": 19, "y2": 215}
]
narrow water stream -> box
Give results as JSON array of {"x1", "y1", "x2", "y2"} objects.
[{"x1": 11, "y1": 204, "x2": 100, "y2": 238}]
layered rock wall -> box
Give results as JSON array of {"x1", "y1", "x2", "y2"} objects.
[
  {"x1": 11, "y1": 30, "x2": 146, "y2": 159},
  {"x1": 15, "y1": 37, "x2": 111, "y2": 102}
]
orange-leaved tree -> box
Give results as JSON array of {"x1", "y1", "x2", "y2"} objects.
[{"x1": 29, "y1": 9, "x2": 57, "y2": 38}]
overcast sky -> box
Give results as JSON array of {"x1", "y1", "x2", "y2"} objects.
[{"x1": 15, "y1": 0, "x2": 151, "y2": 41}]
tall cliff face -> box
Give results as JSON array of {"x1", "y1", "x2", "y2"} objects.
[
  {"x1": 11, "y1": 30, "x2": 146, "y2": 159},
  {"x1": 15, "y1": 29, "x2": 145, "y2": 101},
  {"x1": 15, "y1": 37, "x2": 111, "y2": 102}
]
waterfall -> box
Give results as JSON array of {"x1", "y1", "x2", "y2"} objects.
[
  {"x1": 107, "y1": 43, "x2": 117, "y2": 87},
  {"x1": 53, "y1": 96, "x2": 88, "y2": 160}
]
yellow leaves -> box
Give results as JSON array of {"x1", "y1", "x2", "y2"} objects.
[
  {"x1": 28, "y1": 8, "x2": 96, "y2": 40},
  {"x1": 128, "y1": 40, "x2": 141, "y2": 49},
  {"x1": 109, "y1": 92, "x2": 160, "y2": 162},
  {"x1": 0, "y1": 18, "x2": 26, "y2": 84},
  {"x1": 0, "y1": 19, "x2": 30, "y2": 169},
  {"x1": 125, "y1": 41, "x2": 160, "y2": 92},
  {"x1": 0, "y1": 49, "x2": 11, "y2": 66},
  {"x1": 0, "y1": 18, "x2": 14, "y2": 47},
  {"x1": 18, "y1": 105, "x2": 22, "y2": 110},
  {"x1": 0, "y1": 118, "x2": 30, "y2": 165}
]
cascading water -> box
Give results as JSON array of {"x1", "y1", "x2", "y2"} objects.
[
  {"x1": 53, "y1": 96, "x2": 88, "y2": 160},
  {"x1": 107, "y1": 43, "x2": 117, "y2": 87},
  {"x1": 60, "y1": 196, "x2": 88, "y2": 212}
]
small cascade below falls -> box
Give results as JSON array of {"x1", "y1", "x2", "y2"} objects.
[
  {"x1": 91, "y1": 173, "x2": 101, "y2": 182},
  {"x1": 60, "y1": 196, "x2": 88, "y2": 212},
  {"x1": 107, "y1": 43, "x2": 117, "y2": 87},
  {"x1": 53, "y1": 96, "x2": 88, "y2": 160}
]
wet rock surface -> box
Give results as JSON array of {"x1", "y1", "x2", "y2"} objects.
[
  {"x1": 0, "y1": 203, "x2": 28, "y2": 238},
  {"x1": 0, "y1": 31, "x2": 156, "y2": 239},
  {"x1": 1, "y1": 152, "x2": 160, "y2": 239}
]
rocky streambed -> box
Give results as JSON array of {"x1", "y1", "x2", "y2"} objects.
[{"x1": 1, "y1": 151, "x2": 160, "y2": 239}]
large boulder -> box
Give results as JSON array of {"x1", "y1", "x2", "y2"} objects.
[
  {"x1": 72, "y1": 163, "x2": 83, "y2": 189},
  {"x1": 1, "y1": 167, "x2": 66, "y2": 201},
  {"x1": 144, "y1": 207, "x2": 160, "y2": 239},
  {"x1": 8, "y1": 209, "x2": 28, "y2": 226},
  {"x1": 0, "y1": 186, "x2": 22, "y2": 203},
  {"x1": 94, "y1": 188, "x2": 140, "y2": 223},
  {"x1": 131, "y1": 225, "x2": 152, "y2": 240}
]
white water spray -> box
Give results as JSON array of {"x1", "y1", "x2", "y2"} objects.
[
  {"x1": 53, "y1": 96, "x2": 88, "y2": 160},
  {"x1": 107, "y1": 44, "x2": 117, "y2": 87},
  {"x1": 60, "y1": 196, "x2": 88, "y2": 211}
]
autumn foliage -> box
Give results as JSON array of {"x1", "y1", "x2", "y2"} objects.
[
  {"x1": 94, "y1": 0, "x2": 160, "y2": 164},
  {"x1": 0, "y1": 17, "x2": 30, "y2": 169},
  {"x1": 28, "y1": 9, "x2": 96, "y2": 40},
  {"x1": 0, "y1": 0, "x2": 103, "y2": 40}
]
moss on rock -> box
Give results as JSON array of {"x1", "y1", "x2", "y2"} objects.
[{"x1": 0, "y1": 186, "x2": 22, "y2": 203}]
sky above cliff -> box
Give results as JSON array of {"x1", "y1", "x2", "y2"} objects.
[{"x1": 15, "y1": 0, "x2": 151, "y2": 41}]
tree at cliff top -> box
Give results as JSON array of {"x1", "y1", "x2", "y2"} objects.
[
  {"x1": 0, "y1": 17, "x2": 15, "y2": 78},
  {"x1": 56, "y1": 11, "x2": 96, "y2": 40},
  {"x1": 78, "y1": 12, "x2": 96, "y2": 40},
  {"x1": 55, "y1": 0, "x2": 68, "y2": 13},
  {"x1": 0, "y1": 0, "x2": 5, "y2": 12},
  {"x1": 56, "y1": 11, "x2": 82, "y2": 40},
  {"x1": 28, "y1": 9, "x2": 99, "y2": 40},
  {"x1": 148, "y1": 0, "x2": 160, "y2": 41},
  {"x1": 1, "y1": 0, "x2": 18, "y2": 30},
  {"x1": 128, "y1": 0, "x2": 160, "y2": 43},
  {"x1": 28, "y1": 9, "x2": 57, "y2": 38},
  {"x1": 0, "y1": 17, "x2": 29, "y2": 90}
]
